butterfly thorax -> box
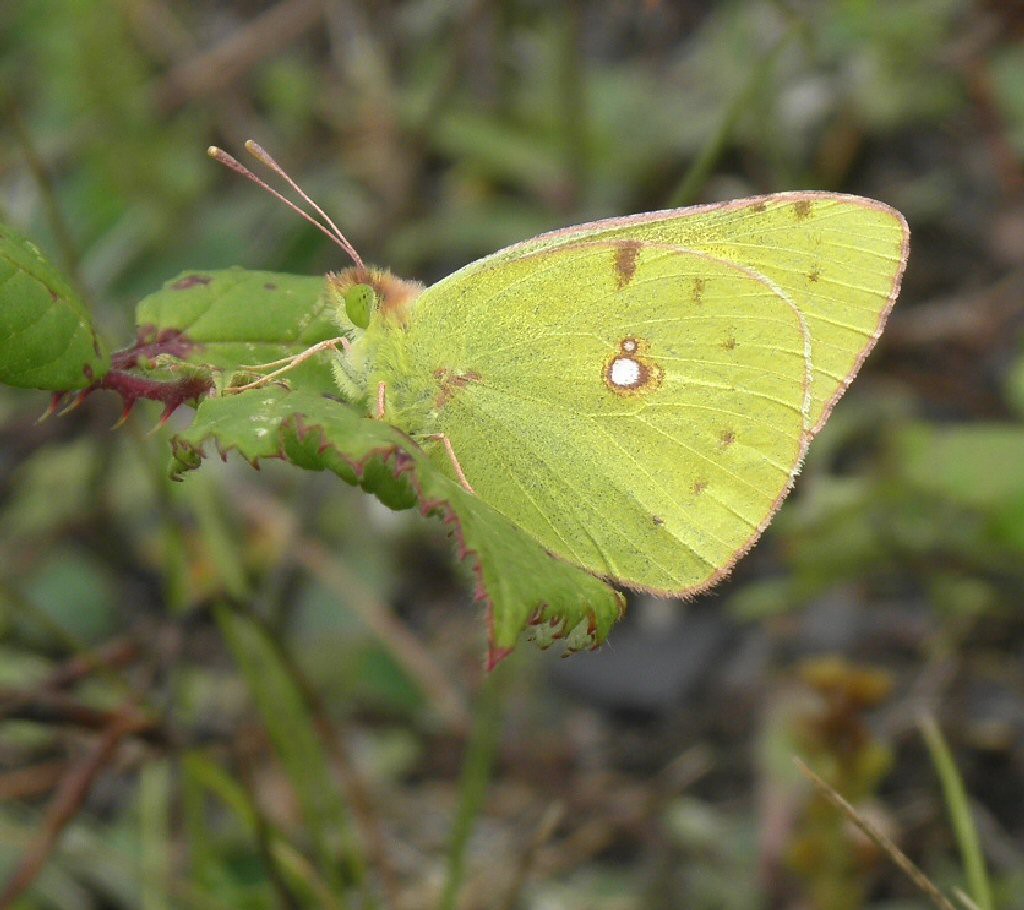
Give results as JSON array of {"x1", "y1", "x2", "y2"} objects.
[
  {"x1": 326, "y1": 266, "x2": 442, "y2": 435},
  {"x1": 324, "y1": 265, "x2": 424, "y2": 410}
]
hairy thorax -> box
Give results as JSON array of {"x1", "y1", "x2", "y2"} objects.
[{"x1": 327, "y1": 266, "x2": 444, "y2": 436}]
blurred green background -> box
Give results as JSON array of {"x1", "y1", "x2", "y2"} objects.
[{"x1": 2, "y1": 0, "x2": 1024, "y2": 907}]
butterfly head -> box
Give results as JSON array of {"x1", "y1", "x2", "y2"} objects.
[{"x1": 327, "y1": 267, "x2": 423, "y2": 333}]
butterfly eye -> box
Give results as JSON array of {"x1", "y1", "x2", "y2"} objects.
[{"x1": 344, "y1": 284, "x2": 376, "y2": 329}]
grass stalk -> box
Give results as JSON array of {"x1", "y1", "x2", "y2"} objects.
[{"x1": 920, "y1": 716, "x2": 994, "y2": 910}]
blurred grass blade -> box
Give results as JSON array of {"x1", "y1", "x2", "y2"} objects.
[
  {"x1": 667, "y1": 28, "x2": 796, "y2": 207},
  {"x1": 186, "y1": 478, "x2": 251, "y2": 602},
  {"x1": 439, "y1": 664, "x2": 509, "y2": 910},
  {"x1": 920, "y1": 716, "x2": 994, "y2": 910},
  {"x1": 183, "y1": 751, "x2": 345, "y2": 910},
  {"x1": 214, "y1": 605, "x2": 362, "y2": 905},
  {"x1": 181, "y1": 756, "x2": 216, "y2": 896},
  {"x1": 140, "y1": 760, "x2": 171, "y2": 910},
  {"x1": 182, "y1": 753, "x2": 258, "y2": 831}
]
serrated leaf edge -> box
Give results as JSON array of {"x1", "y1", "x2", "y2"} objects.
[{"x1": 171, "y1": 409, "x2": 625, "y2": 667}]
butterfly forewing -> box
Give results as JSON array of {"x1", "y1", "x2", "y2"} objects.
[
  {"x1": 380, "y1": 240, "x2": 812, "y2": 595},
  {"x1": 434, "y1": 193, "x2": 909, "y2": 434}
]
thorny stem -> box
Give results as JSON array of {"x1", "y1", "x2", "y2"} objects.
[{"x1": 42, "y1": 330, "x2": 210, "y2": 428}]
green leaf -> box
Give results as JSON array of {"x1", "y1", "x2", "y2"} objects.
[
  {"x1": 172, "y1": 388, "x2": 625, "y2": 664},
  {"x1": 0, "y1": 223, "x2": 109, "y2": 389},
  {"x1": 893, "y1": 424, "x2": 1024, "y2": 508},
  {"x1": 134, "y1": 269, "x2": 339, "y2": 393}
]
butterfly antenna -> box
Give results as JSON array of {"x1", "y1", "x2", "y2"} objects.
[
  {"x1": 207, "y1": 145, "x2": 365, "y2": 270},
  {"x1": 243, "y1": 140, "x2": 365, "y2": 270}
]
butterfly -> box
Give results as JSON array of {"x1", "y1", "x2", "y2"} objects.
[{"x1": 213, "y1": 142, "x2": 909, "y2": 597}]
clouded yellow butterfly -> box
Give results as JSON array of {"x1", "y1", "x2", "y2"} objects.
[{"x1": 212, "y1": 143, "x2": 909, "y2": 597}]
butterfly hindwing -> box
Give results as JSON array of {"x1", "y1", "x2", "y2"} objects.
[{"x1": 377, "y1": 240, "x2": 811, "y2": 595}]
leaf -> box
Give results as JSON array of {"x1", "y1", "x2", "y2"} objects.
[
  {"x1": 0, "y1": 223, "x2": 109, "y2": 389},
  {"x1": 171, "y1": 388, "x2": 626, "y2": 665},
  {"x1": 894, "y1": 424, "x2": 1024, "y2": 508},
  {"x1": 134, "y1": 268, "x2": 340, "y2": 394}
]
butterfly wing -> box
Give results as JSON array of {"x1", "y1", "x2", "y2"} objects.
[
  {"x1": 424, "y1": 193, "x2": 910, "y2": 433},
  {"x1": 372, "y1": 194, "x2": 908, "y2": 596}
]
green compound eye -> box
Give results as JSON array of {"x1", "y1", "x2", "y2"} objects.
[{"x1": 344, "y1": 283, "x2": 376, "y2": 329}]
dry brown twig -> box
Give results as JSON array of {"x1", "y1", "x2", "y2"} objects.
[
  {"x1": 0, "y1": 706, "x2": 143, "y2": 909},
  {"x1": 0, "y1": 762, "x2": 68, "y2": 803},
  {"x1": 41, "y1": 637, "x2": 141, "y2": 690},
  {"x1": 793, "y1": 756, "x2": 959, "y2": 910},
  {"x1": 0, "y1": 690, "x2": 165, "y2": 745}
]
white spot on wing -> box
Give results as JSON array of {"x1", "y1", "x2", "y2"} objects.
[{"x1": 610, "y1": 357, "x2": 641, "y2": 388}]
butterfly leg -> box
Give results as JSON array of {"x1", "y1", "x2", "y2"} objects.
[
  {"x1": 421, "y1": 433, "x2": 476, "y2": 495},
  {"x1": 377, "y1": 382, "x2": 474, "y2": 493},
  {"x1": 231, "y1": 336, "x2": 351, "y2": 392}
]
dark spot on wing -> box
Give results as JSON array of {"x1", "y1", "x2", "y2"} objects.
[
  {"x1": 692, "y1": 480, "x2": 707, "y2": 496},
  {"x1": 435, "y1": 368, "x2": 482, "y2": 409},
  {"x1": 613, "y1": 241, "x2": 642, "y2": 289},
  {"x1": 722, "y1": 337, "x2": 737, "y2": 351},
  {"x1": 652, "y1": 515, "x2": 664, "y2": 527},
  {"x1": 808, "y1": 268, "x2": 820, "y2": 282},
  {"x1": 720, "y1": 430, "x2": 735, "y2": 447},
  {"x1": 171, "y1": 275, "x2": 213, "y2": 290},
  {"x1": 693, "y1": 278, "x2": 705, "y2": 304},
  {"x1": 793, "y1": 200, "x2": 812, "y2": 220}
]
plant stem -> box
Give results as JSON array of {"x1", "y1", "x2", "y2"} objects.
[
  {"x1": 559, "y1": 0, "x2": 586, "y2": 210},
  {"x1": 439, "y1": 663, "x2": 510, "y2": 910},
  {"x1": 794, "y1": 757, "x2": 958, "y2": 910},
  {"x1": 0, "y1": 88, "x2": 89, "y2": 302}
]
